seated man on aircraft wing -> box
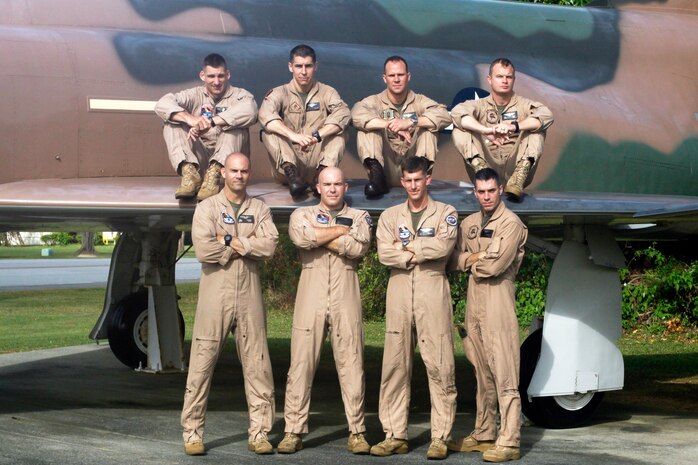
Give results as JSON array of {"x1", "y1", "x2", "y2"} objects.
[
  {"x1": 155, "y1": 53, "x2": 258, "y2": 201},
  {"x1": 351, "y1": 56, "x2": 451, "y2": 199},
  {"x1": 258, "y1": 44, "x2": 351, "y2": 198},
  {"x1": 451, "y1": 58, "x2": 554, "y2": 201}
]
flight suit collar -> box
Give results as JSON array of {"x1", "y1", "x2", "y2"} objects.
[
  {"x1": 400, "y1": 195, "x2": 437, "y2": 232},
  {"x1": 288, "y1": 79, "x2": 320, "y2": 101},
  {"x1": 202, "y1": 83, "x2": 235, "y2": 102},
  {"x1": 379, "y1": 89, "x2": 416, "y2": 110},
  {"x1": 313, "y1": 201, "x2": 349, "y2": 220},
  {"x1": 213, "y1": 189, "x2": 251, "y2": 215},
  {"x1": 480, "y1": 200, "x2": 506, "y2": 227},
  {"x1": 484, "y1": 93, "x2": 520, "y2": 112}
]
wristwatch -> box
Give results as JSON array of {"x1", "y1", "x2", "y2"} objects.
[
  {"x1": 511, "y1": 120, "x2": 519, "y2": 133},
  {"x1": 224, "y1": 234, "x2": 232, "y2": 246},
  {"x1": 410, "y1": 113, "x2": 418, "y2": 127},
  {"x1": 311, "y1": 130, "x2": 322, "y2": 142}
]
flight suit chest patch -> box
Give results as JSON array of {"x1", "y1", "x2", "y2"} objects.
[
  {"x1": 398, "y1": 224, "x2": 411, "y2": 239},
  {"x1": 289, "y1": 101, "x2": 303, "y2": 113},
  {"x1": 480, "y1": 228, "x2": 494, "y2": 238},
  {"x1": 306, "y1": 101, "x2": 320, "y2": 111},
  {"x1": 222, "y1": 212, "x2": 235, "y2": 224},
  {"x1": 486, "y1": 109, "x2": 498, "y2": 124},
  {"x1": 417, "y1": 227, "x2": 435, "y2": 237},
  {"x1": 467, "y1": 225, "x2": 479, "y2": 239},
  {"x1": 237, "y1": 214, "x2": 255, "y2": 224},
  {"x1": 316, "y1": 213, "x2": 330, "y2": 224},
  {"x1": 502, "y1": 111, "x2": 518, "y2": 121},
  {"x1": 382, "y1": 109, "x2": 396, "y2": 120},
  {"x1": 335, "y1": 216, "x2": 353, "y2": 227}
]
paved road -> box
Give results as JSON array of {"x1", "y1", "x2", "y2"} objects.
[
  {"x1": 0, "y1": 345, "x2": 696, "y2": 465},
  {"x1": 0, "y1": 258, "x2": 201, "y2": 291}
]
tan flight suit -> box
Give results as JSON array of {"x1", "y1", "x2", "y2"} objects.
[
  {"x1": 375, "y1": 197, "x2": 458, "y2": 440},
  {"x1": 451, "y1": 94, "x2": 553, "y2": 185},
  {"x1": 449, "y1": 201, "x2": 527, "y2": 447},
  {"x1": 283, "y1": 203, "x2": 372, "y2": 434},
  {"x1": 351, "y1": 90, "x2": 451, "y2": 186},
  {"x1": 181, "y1": 190, "x2": 278, "y2": 444},
  {"x1": 258, "y1": 80, "x2": 351, "y2": 183},
  {"x1": 155, "y1": 85, "x2": 258, "y2": 173}
]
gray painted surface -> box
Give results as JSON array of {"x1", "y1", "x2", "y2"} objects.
[
  {"x1": 0, "y1": 345, "x2": 696, "y2": 464},
  {"x1": 0, "y1": 258, "x2": 200, "y2": 291}
]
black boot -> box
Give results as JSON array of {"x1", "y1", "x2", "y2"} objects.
[
  {"x1": 363, "y1": 158, "x2": 389, "y2": 199},
  {"x1": 311, "y1": 164, "x2": 326, "y2": 197},
  {"x1": 282, "y1": 162, "x2": 307, "y2": 197}
]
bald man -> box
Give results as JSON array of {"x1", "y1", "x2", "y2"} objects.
[
  {"x1": 277, "y1": 167, "x2": 373, "y2": 455},
  {"x1": 182, "y1": 152, "x2": 277, "y2": 456}
]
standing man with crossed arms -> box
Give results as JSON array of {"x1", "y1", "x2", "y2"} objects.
[
  {"x1": 181, "y1": 153, "x2": 277, "y2": 456},
  {"x1": 277, "y1": 167, "x2": 373, "y2": 455},
  {"x1": 371, "y1": 156, "x2": 458, "y2": 460},
  {"x1": 448, "y1": 167, "x2": 528, "y2": 462}
]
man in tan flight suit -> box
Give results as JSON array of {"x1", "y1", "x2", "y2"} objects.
[
  {"x1": 259, "y1": 44, "x2": 351, "y2": 198},
  {"x1": 448, "y1": 168, "x2": 528, "y2": 463},
  {"x1": 352, "y1": 56, "x2": 451, "y2": 199},
  {"x1": 451, "y1": 57, "x2": 553, "y2": 201},
  {"x1": 371, "y1": 156, "x2": 458, "y2": 460},
  {"x1": 276, "y1": 167, "x2": 372, "y2": 455},
  {"x1": 181, "y1": 152, "x2": 277, "y2": 456},
  {"x1": 155, "y1": 53, "x2": 257, "y2": 201}
]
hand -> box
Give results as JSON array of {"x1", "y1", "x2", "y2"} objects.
[
  {"x1": 289, "y1": 132, "x2": 317, "y2": 150},
  {"x1": 465, "y1": 251, "x2": 486, "y2": 267},
  {"x1": 485, "y1": 126, "x2": 510, "y2": 146},
  {"x1": 395, "y1": 129, "x2": 413, "y2": 145},
  {"x1": 386, "y1": 118, "x2": 413, "y2": 134}
]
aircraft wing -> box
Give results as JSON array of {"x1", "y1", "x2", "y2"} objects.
[{"x1": 1, "y1": 178, "x2": 696, "y2": 240}]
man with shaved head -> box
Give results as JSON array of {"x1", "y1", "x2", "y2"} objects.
[
  {"x1": 277, "y1": 167, "x2": 373, "y2": 455},
  {"x1": 182, "y1": 152, "x2": 278, "y2": 456}
]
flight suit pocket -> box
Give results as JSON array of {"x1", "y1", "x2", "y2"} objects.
[
  {"x1": 486, "y1": 237, "x2": 502, "y2": 258},
  {"x1": 192, "y1": 337, "x2": 219, "y2": 373},
  {"x1": 384, "y1": 329, "x2": 405, "y2": 368}
]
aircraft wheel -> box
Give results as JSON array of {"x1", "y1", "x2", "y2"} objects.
[
  {"x1": 519, "y1": 329, "x2": 604, "y2": 428},
  {"x1": 107, "y1": 290, "x2": 184, "y2": 369}
]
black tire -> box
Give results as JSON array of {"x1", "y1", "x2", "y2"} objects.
[
  {"x1": 107, "y1": 290, "x2": 184, "y2": 369},
  {"x1": 519, "y1": 329, "x2": 604, "y2": 428}
]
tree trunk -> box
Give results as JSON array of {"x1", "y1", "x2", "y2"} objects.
[{"x1": 78, "y1": 232, "x2": 96, "y2": 257}]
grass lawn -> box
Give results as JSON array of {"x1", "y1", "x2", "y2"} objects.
[
  {"x1": 1, "y1": 283, "x2": 696, "y2": 414},
  {"x1": 0, "y1": 244, "x2": 116, "y2": 259}
]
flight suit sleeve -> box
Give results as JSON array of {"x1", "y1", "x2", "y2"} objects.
[
  {"x1": 323, "y1": 87, "x2": 351, "y2": 132},
  {"x1": 154, "y1": 88, "x2": 196, "y2": 123},
  {"x1": 258, "y1": 87, "x2": 285, "y2": 127},
  {"x1": 288, "y1": 208, "x2": 318, "y2": 250},
  {"x1": 336, "y1": 211, "x2": 372, "y2": 260},
  {"x1": 471, "y1": 218, "x2": 527, "y2": 278},
  {"x1": 217, "y1": 88, "x2": 258, "y2": 129},
  {"x1": 351, "y1": 96, "x2": 380, "y2": 131},
  {"x1": 376, "y1": 210, "x2": 414, "y2": 269},
  {"x1": 412, "y1": 206, "x2": 458, "y2": 263},
  {"x1": 527, "y1": 100, "x2": 554, "y2": 133},
  {"x1": 236, "y1": 203, "x2": 279, "y2": 260},
  {"x1": 192, "y1": 200, "x2": 235, "y2": 266},
  {"x1": 450, "y1": 100, "x2": 481, "y2": 130},
  {"x1": 418, "y1": 95, "x2": 451, "y2": 132},
  {"x1": 448, "y1": 221, "x2": 475, "y2": 272}
]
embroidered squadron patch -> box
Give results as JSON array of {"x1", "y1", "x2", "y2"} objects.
[
  {"x1": 365, "y1": 216, "x2": 373, "y2": 227},
  {"x1": 222, "y1": 212, "x2": 235, "y2": 224},
  {"x1": 446, "y1": 214, "x2": 458, "y2": 226},
  {"x1": 398, "y1": 224, "x2": 411, "y2": 239},
  {"x1": 486, "y1": 109, "x2": 498, "y2": 124},
  {"x1": 467, "y1": 225, "x2": 479, "y2": 239},
  {"x1": 316, "y1": 213, "x2": 330, "y2": 224}
]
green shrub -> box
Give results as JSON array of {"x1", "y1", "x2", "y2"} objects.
[
  {"x1": 40, "y1": 232, "x2": 80, "y2": 246},
  {"x1": 259, "y1": 226, "x2": 300, "y2": 312},
  {"x1": 358, "y1": 246, "x2": 390, "y2": 321},
  {"x1": 620, "y1": 245, "x2": 697, "y2": 331}
]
